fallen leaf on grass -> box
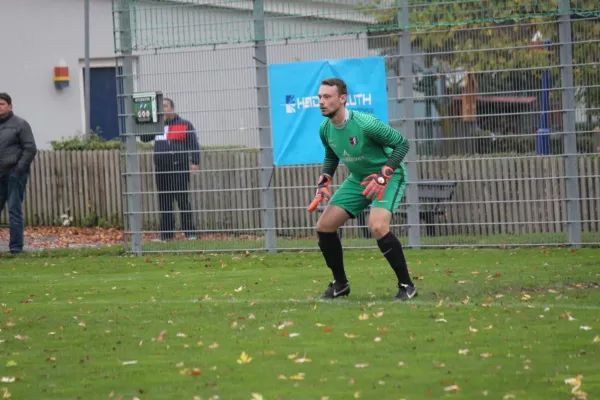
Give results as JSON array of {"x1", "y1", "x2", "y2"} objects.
[
  {"x1": 458, "y1": 349, "x2": 469, "y2": 355},
  {"x1": 374, "y1": 337, "x2": 382, "y2": 342},
  {"x1": 480, "y1": 353, "x2": 492, "y2": 358},
  {"x1": 157, "y1": 330, "x2": 167, "y2": 341},
  {"x1": 358, "y1": 314, "x2": 369, "y2": 321},
  {"x1": 580, "y1": 326, "x2": 592, "y2": 331},
  {"x1": 593, "y1": 336, "x2": 600, "y2": 343},
  {"x1": 251, "y1": 394, "x2": 264, "y2": 400},
  {"x1": 5, "y1": 361, "x2": 16, "y2": 367},
  {"x1": 289, "y1": 373, "x2": 305, "y2": 381},
  {"x1": 444, "y1": 384, "x2": 461, "y2": 392},
  {"x1": 2, "y1": 387, "x2": 11, "y2": 399},
  {"x1": 355, "y1": 363, "x2": 369, "y2": 368},
  {"x1": 179, "y1": 368, "x2": 201, "y2": 376},
  {"x1": 565, "y1": 375, "x2": 583, "y2": 390},
  {"x1": 287, "y1": 353, "x2": 298, "y2": 360},
  {"x1": 13, "y1": 335, "x2": 27, "y2": 341},
  {"x1": 237, "y1": 351, "x2": 252, "y2": 364},
  {"x1": 295, "y1": 357, "x2": 311, "y2": 364},
  {"x1": 208, "y1": 343, "x2": 219, "y2": 349},
  {"x1": 565, "y1": 374, "x2": 587, "y2": 398},
  {"x1": 278, "y1": 321, "x2": 295, "y2": 330},
  {"x1": 469, "y1": 326, "x2": 478, "y2": 333},
  {"x1": 0, "y1": 378, "x2": 15, "y2": 383},
  {"x1": 561, "y1": 312, "x2": 576, "y2": 321},
  {"x1": 122, "y1": 360, "x2": 137, "y2": 365},
  {"x1": 344, "y1": 333, "x2": 359, "y2": 339},
  {"x1": 435, "y1": 319, "x2": 447, "y2": 323}
]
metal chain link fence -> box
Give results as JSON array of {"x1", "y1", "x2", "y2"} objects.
[{"x1": 112, "y1": 0, "x2": 600, "y2": 254}]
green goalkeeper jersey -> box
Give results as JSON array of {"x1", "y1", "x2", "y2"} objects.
[{"x1": 319, "y1": 110, "x2": 410, "y2": 181}]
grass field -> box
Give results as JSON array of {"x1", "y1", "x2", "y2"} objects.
[{"x1": 1, "y1": 247, "x2": 599, "y2": 399}]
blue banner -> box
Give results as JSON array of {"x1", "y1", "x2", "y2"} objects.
[{"x1": 268, "y1": 57, "x2": 388, "y2": 166}]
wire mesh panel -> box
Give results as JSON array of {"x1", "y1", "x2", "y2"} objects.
[{"x1": 112, "y1": 0, "x2": 600, "y2": 253}]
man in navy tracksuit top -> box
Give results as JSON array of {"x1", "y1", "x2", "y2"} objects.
[{"x1": 142, "y1": 98, "x2": 201, "y2": 241}]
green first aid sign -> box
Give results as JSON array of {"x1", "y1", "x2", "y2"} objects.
[{"x1": 133, "y1": 92, "x2": 158, "y2": 124}]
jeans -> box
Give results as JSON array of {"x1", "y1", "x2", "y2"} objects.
[{"x1": 0, "y1": 172, "x2": 29, "y2": 252}]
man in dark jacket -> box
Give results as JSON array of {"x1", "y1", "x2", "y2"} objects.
[
  {"x1": 0, "y1": 93, "x2": 37, "y2": 254},
  {"x1": 141, "y1": 98, "x2": 200, "y2": 241}
]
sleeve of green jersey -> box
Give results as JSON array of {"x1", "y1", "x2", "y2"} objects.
[
  {"x1": 319, "y1": 120, "x2": 339, "y2": 177},
  {"x1": 359, "y1": 114, "x2": 409, "y2": 171}
]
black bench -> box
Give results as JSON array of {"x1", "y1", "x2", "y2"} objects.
[{"x1": 317, "y1": 180, "x2": 457, "y2": 238}]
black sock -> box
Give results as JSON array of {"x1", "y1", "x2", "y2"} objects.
[
  {"x1": 317, "y1": 231, "x2": 347, "y2": 285},
  {"x1": 377, "y1": 232, "x2": 414, "y2": 287}
]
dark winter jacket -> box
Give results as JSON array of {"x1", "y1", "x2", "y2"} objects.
[
  {"x1": 0, "y1": 112, "x2": 37, "y2": 177},
  {"x1": 141, "y1": 114, "x2": 201, "y2": 172}
]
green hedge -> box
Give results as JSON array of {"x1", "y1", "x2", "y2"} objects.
[{"x1": 50, "y1": 134, "x2": 124, "y2": 150}]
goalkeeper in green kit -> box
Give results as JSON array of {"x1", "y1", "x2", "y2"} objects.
[{"x1": 307, "y1": 78, "x2": 418, "y2": 301}]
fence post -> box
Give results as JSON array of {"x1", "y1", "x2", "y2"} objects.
[
  {"x1": 253, "y1": 0, "x2": 277, "y2": 252},
  {"x1": 558, "y1": 0, "x2": 582, "y2": 248},
  {"x1": 116, "y1": 0, "x2": 142, "y2": 255},
  {"x1": 397, "y1": 0, "x2": 421, "y2": 248}
]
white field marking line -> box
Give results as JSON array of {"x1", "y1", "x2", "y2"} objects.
[{"x1": 37, "y1": 298, "x2": 600, "y2": 310}]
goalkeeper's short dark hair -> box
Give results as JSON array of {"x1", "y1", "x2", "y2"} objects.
[{"x1": 321, "y1": 78, "x2": 347, "y2": 100}]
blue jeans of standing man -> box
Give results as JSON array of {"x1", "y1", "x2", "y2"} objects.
[{"x1": 0, "y1": 172, "x2": 29, "y2": 253}]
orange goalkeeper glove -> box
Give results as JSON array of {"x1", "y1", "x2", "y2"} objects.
[
  {"x1": 307, "y1": 174, "x2": 332, "y2": 212},
  {"x1": 361, "y1": 166, "x2": 394, "y2": 201}
]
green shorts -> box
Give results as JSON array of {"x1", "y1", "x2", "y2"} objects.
[{"x1": 330, "y1": 166, "x2": 407, "y2": 218}]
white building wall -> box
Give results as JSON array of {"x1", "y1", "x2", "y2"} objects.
[
  {"x1": 1, "y1": 0, "x2": 115, "y2": 149},
  {"x1": 131, "y1": 2, "x2": 374, "y2": 147}
]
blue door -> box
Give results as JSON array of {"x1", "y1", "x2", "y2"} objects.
[{"x1": 84, "y1": 67, "x2": 119, "y2": 140}]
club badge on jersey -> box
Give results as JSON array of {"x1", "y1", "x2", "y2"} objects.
[{"x1": 349, "y1": 136, "x2": 358, "y2": 146}]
